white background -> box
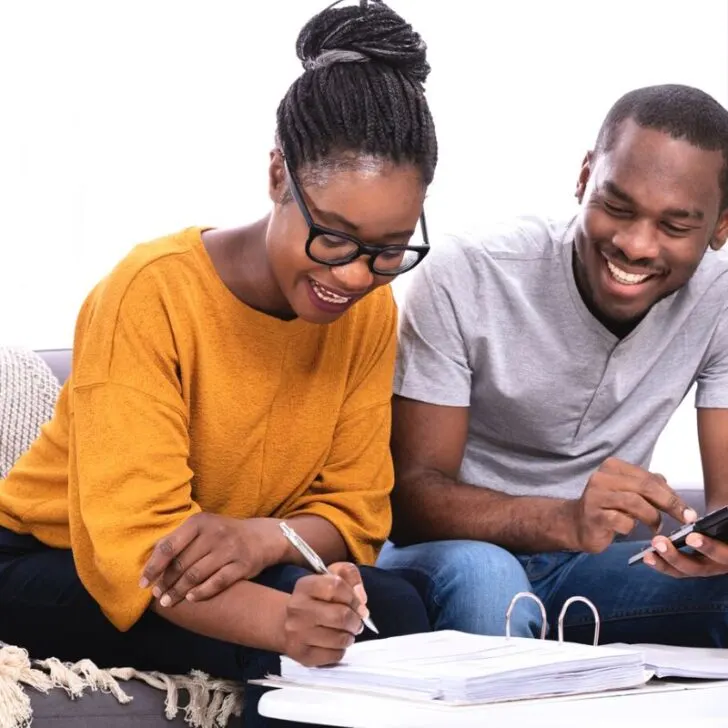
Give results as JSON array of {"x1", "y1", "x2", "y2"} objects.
[{"x1": 1, "y1": 0, "x2": 727, "y2": 488}]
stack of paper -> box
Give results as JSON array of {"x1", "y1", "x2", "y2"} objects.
[
  {"x1": 280, "y1": 631, "x2": 648, "y2": 704},
  {"x1": 611, "y1": 643, "x2": 728, "y2": 679}
]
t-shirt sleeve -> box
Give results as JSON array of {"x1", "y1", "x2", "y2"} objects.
[
  {"x1": 394, "y1": 242, "x2": 473, "y2": 407},
  {"x1": 696, "y1": 309, "x2": 728, "y2": 409},
  {"x1": 280, "y1": 290, "x2": 397, "y2": 565},
  {"x1": 68, "y1": 270, "x2": 201, "y2": 631}
]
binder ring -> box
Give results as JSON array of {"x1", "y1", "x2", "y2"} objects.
[
  {"x1": 505, "y1": 591, "x2": 547, "y2": 640},
  {"x1": 557, "y1": 596, "x2": 601, "y2": 646}
]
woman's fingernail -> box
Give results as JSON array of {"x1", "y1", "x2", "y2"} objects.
[
  {"x1": 186, "y1": 592, "x2": 195, "y2": 602},
  {"x1": 159, "y1": 594, "x2": 171, "y2": 607},
  {"x1": 687, "y1": 533, "x2": 703, "y2": 548},
  {"x1": 644, "y1": 554, "x2": 656, "y2": 566},
  {"x1": 684, "y1": 508, "x2": 698, "y2": 523},
  {"x1": 152, "y1": 586, "x2": 162, "y2": 599},
  {"x1": 354, "y1": 584, "x2": 368, "y2": 605},
  {"x1": 139, "y1": 577, "x2": 149, "y2": 589},
  {"x1": 654, "y1": 541, "x2": 668, "y2": 554}
]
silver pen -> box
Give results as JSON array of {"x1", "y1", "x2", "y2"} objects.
[{"x1": 279, "y1": 521, "x2": 379, "y2": 634}]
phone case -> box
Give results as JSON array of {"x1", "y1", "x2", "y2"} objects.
[
  {"x1": 670, "y1": 505, "x2": 728, "y2": 548},
  {"x1": 627, "y1": 505, "x2": 728, "y2": 565}
]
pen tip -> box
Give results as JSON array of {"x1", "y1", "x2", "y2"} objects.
[{"x1": 366, "y1": 618, "x2": 379, "y2": 635}]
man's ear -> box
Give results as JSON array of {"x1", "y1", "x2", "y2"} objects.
[
  {"x1": 575, "y1": 151, "x2": 593, "y2": 204},
  {"x1": 710, "y1": 208, "x2": 728, "y2": 251},
  {"x1": 268, "y1": 148, "x2": 287, "y2": 204}
]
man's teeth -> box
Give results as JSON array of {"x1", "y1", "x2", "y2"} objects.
[
  {"x1": 606, "y1": 260, "x2": 652, "y2": 285},
  {"x1": 311, "y1": 280, "x2": 351, "y2": 304}
]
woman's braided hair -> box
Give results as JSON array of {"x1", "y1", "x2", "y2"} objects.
[{"x1": 276, "y1": 0, "x2": 437, "y2": 186}]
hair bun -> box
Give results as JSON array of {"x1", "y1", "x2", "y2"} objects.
[{"x1": 297, "y1": 1, "x2": 430, "y2": 84}]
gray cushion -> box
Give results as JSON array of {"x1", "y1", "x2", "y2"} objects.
[
  {"x1": 29, "y1": 680, "x2": 189, "y2": 727},
  {"x1": 35, "y1": 349, "x2": 72, "y2": 386}
]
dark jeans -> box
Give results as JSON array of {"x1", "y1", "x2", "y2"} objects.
[{"x1": 0, "y1": 528, "x2": 431, "y2": 727}]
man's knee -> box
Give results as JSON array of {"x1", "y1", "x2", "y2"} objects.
[
  {"x1": 379, "y1": 539, "x2": 524, "y2": 592},
  {"x1": 378, "y1": 540, "x2": 537, "y2": 636}
]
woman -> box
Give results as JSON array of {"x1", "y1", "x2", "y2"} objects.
[{"x1": 0, "y1": 1, "x2": 438, "y2": 725}]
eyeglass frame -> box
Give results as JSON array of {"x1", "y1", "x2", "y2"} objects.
[{"x1": 282, "y1": 154, "x2": 431, "y2": 276}]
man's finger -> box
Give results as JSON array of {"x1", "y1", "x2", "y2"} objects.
[
  {"x1": 597, "y1": 484, "x2": 661, "y2": 532},
  {"x1": 685, "y1": 533, "x2": 728, "y2": 566},
  {"x1": 603, "y1": 508, "x2": 635, "y2": 536},
  {"x1": 631, "y1": 475, "x2": 697, "y2": 525},
  {"x1": 643, "y1": 551, "x2": 686, "y2": 579},
  {"x1": 140, "y1": 521, "x2": 200, "y2": 588},
  {"x1": 651, "y1": 537, "x2": 712, "y2": 577}
]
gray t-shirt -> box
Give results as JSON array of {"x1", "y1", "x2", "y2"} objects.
[{"x1": 395, "y1": 216, "x2": 728, "y2": 499}]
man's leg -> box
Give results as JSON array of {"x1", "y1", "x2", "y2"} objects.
[
  {"x1": 378, "y1": 539, "x2": 541, "y2": 637},
  {"x1": 532, "y1": 540, "x2": 728, "y2": 646}
]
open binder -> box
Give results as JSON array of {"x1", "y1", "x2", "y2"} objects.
[{"x1": 277, "y1": 592, "x2": 649, "y2": 705}]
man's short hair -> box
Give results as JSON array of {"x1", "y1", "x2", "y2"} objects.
[{"x1": 595, "y1": 85, "x2": 728, "y2": 210}]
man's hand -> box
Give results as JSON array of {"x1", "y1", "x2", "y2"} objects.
[
  {"x1": 644, "y1": 531, "x2": 728, "y2": 578},
  {"x1": 283, "y1": 562, "x2": 370, "y2": 667},
  {"x1": 567, "y1": 458, "x2": 698, "y2": 553},
  {"x1": 140, "y1": 514, "x2": 286, "y2": 607}
]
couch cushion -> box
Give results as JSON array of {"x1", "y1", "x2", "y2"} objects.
[
  {"x1": 0, "y1": 348, "x2": 61, "y2": 478},
  {"x1": 35, "y1": 349, "x2": 72, "y2": 386},
  {"x1": 29, "y1": 680, "x2": 189, "y2": 727}
]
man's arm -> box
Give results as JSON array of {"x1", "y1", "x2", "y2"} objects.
[
  {"x1": 698, "y1": 408, "x2": 728, "y2": 511},
  {"x1": 389, "y1": 396, "x2": 579, "y2": 552}
]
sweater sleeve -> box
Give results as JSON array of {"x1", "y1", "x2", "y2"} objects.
[
  {"x1": 68, "y1": 270, "x2": 200, "y2": 631},
  {"x1": 280, "y1": 290, "x2": 397, "y2": 565}
]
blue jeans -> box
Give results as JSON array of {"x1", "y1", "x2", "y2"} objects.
[
  {"x1": 378, "y1": 539, "x2": 728, "y2": 646},
  {"x1": 0, "y1": 528, "x2": 431, "y2": 728}
]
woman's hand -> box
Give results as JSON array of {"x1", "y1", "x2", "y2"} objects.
[
  {"x1": 140, "y1": 513, "x2": 286, "y2": 607},
  {"x1": 283, "y1": 562, "x2": 371, "y2": 667}
]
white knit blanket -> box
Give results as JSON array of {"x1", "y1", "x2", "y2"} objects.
[
  {"x1": 0, "y1": 348, "x2": 59, "y2": 479},
  {"x1": 0, "y1": 348, "x2": 244, "y2": 726}
]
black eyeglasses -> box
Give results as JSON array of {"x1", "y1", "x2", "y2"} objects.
[{"x1": 283, "y1": 156, "x2": 430, "y2": 276}]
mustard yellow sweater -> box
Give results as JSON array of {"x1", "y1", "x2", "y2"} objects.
[{"x1": 0, "y1": 228, "x2": 396, "y2": 631}]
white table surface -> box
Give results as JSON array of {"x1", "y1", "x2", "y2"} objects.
[{"x1": 259, "y1": 680, "x2": 728, "y2": 727}]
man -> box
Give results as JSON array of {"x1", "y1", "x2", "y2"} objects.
[{"x1": 378, "y1": 84, "x2": 728, "y2": 646}]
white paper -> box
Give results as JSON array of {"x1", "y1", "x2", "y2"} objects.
[{"x1": 281, "y1": 630, "x2": 648, "y2": 704}]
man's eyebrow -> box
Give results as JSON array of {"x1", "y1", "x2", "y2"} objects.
[{"x1": 600, "y1": 180, "x2": 704, "y2": 221}]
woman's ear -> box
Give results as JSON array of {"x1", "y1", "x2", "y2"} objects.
[{"x1": 268, "y1": 148, "x2": 287, "y2": 204}]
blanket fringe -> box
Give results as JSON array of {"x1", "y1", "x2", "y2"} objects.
[{"x1": 0, "y1": 644, "x2": 243, "y2": 728}]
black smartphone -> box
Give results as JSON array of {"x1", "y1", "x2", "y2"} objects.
[{"x1": 627, "y1": 505, "x2": 728, "y2": 565}]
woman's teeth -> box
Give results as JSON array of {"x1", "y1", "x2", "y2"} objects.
[
  {"x1": 606, "y1": 260, "x2": 652, "y2": 285},
  {"x1": 311, "y1": 279, "x2": 351, "y2": 304}
]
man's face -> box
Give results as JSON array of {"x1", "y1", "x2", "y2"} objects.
[{"x1": 573, "y1": 119, "x2": 728, "y2": 331}]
